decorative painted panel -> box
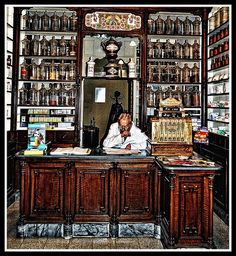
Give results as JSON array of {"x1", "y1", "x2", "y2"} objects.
[{"x1": 85, "y1": 12, "x2": 141, "y2": 31}]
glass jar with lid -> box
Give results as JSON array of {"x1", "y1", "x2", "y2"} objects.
[
  {"x1": 28, "y1": 83, "x2": 39, "y2": 105},
  {"x1": 20, "y1": 59, "x2": 29, "y2": 80},
  {"x1": 70, "y1": 12, "x2": 78, "y2": 31},
  {"x1": 59, "y1": 60, "x2": 66, "y2": 80},
  {"x1": 183, "y1": 16, "x2": 192, "y2": 35},
  {"x1": 68, "y1": 61, "x2": 76, "y2": 80},
  {"x1": 148, "y1": 18, "x2": 155, "y2": 34},
  {"x1": 193, "y1": 17, "x2": 201, "y2": 35},
  {"x1": 59, "y1": 36, "x2": 67, "y2": 56},
  {"x1": 155, "y1": 15, "x2": 164, "y2": 34},
  {"x1": 69, "y1": 36, "x2": 76, "y2": 56},
  {"x1": 60, "y1": 12, "x2": 69, "y2": 31},
  {"x1": 41, "y1": 11, "x2": 50, "y2": 31},
  {"x1": 21, "y1": 35, "x2": 30, "y2": 55},
  {"x1": 19, "y1": 83, "x2": 28, "y2": 105},
  {"x1": 191, "y1": 63, "x2": 200, "y2": 83},
  {"x1": 51, "y1": 11, "x2": 60, "y2": 31},
  {"x1": 49, "y1": 36, "x2": 58, "y2": 56},
  {"x1": 174, "y1": 16, "x2": 183, "y2": 35},
  {"x1": 31, "y1": 11, "x2": 40, "y2": 31},
  {"x1": 40, "y1": 35, "x2": 49, "y2": 56},
  {"x1": 182, "y1": 63, "x2": 191, "y2": 83},
  {"x1": 165, "y1": 16, "x2": 174, "y2": 35},
  {"x1": 31, "y1": 35, "x2": 40, "y2": 56}
]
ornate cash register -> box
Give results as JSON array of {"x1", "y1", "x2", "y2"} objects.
[{"x1": 149, "y1": 96, "x2": 193, "y2": 156}]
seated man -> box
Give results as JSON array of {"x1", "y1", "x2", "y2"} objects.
[{"x1": 103, "y1": 112, "x2": 148, "y2": 150}]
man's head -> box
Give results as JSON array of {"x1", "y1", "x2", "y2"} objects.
[{"x1": 118, "y1": 113, "x2": 132, "y2": 132}]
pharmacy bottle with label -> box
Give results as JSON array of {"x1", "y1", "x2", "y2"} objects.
[
  {"x1": 87, "y1": 57, "x2": 95, "y2": 77},
  {"x1": 128, "y1": 58, "x2": 136, "y2": 78}
]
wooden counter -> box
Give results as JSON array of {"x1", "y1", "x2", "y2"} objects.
[{"x1": 15, "y1": 150, "x2": 221, "y2": 248}]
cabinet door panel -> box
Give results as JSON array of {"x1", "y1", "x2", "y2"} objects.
[
  {"x1": 119, "y1": 165, "x2": 153, "y2": 220},
  {"x1": 75, "y1": 166, "x2": 109, "y2": 218},
  {"x1": 30, "y1": 167, "x2": 64, "y2": 218},
  {"x1": 179, "y1": 178, "x2": 202, "y2": 238}
]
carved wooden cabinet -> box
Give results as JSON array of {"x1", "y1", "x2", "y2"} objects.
[
  {"x1": 16, "y1": 154, "x2": 160, "y2": 238},
  {"x1": 157, "y1": 158, "x2": 221, "y2": 248}
]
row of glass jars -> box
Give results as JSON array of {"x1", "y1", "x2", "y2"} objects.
[
  {"x1": 210, "y1": 53, "x2": 229, "y2": 70},
  {"x1": 208, "y1": 7, "x2": 229, "y2": 33},
  {"x1": 20, "y1": 59, "x2": 76, "y2": 81},
  {"x1": 209, "y1": 40, "x2": 229, "y2": 57},
  {"x1": 22, "y1": 11, "x2": 78, "y2": 32},
  {"x1": 148, "y1": 15, "x2": 201, "y2": 35},
  {"x1": 147, "y1": 39, "x2": 200, "y2": 60},
  {"x1": 147, "y1": 86, "x2": 201, "y2": 107},
  {"x1": 147, "y1": 62, "x2": 200, "y2": 83},
  {"x1": 18, "y1": 82, "x2": 76, "y2": 106},
  {"x1": 21, "y1": 35, "x2": 77, "y2": 56},
  {"x1": 209, "y1": 25, "x2": 229, "y2": 45}
]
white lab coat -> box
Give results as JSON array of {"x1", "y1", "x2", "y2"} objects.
[{"x1": 103, "y1": 122, "x2": 148, "y2": 149}]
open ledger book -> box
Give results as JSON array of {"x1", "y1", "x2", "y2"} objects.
[
  {"x1": 50, "y1": 147, "x2": 91, "y2": 155},
  {"x1": 103, "y1": 148, "x2": 141, "y2": 155}
]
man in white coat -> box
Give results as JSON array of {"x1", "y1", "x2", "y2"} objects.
[{"x1": 103, "y1": 112, "x2": 148, "y2": 150}]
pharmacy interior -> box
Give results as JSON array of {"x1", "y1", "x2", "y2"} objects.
[{"x1": 5, "y1": 5, "x2": 231, "y2": 249}]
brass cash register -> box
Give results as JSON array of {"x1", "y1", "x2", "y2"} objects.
[{"x1": 149, "y1": 96, "x2": 193, "y2": 156}]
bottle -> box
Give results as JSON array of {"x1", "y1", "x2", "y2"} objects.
[
  {"x1": 147, "y1": 18, "x2": 155, "y2": 34},
  {"x1": 174, "y1": 39, "x2": 182, "y2": 59},
  {"x1": 165, "y1": 16, "x2": 174, "y2": 35},
  {"x1": 59, "y1": 36, "x2": 67, "y2": 56},
  {"x1": 69, "y1": 61, "x2": 76, "y2": 80},
  {"x1": 28, "y1": 83, "x2": 38, "y2": 105},
  {"x1": 39, "y1": 83, "x2": 47, "y2": 105},
  {"x1": 192, "y1": 87, "x2": 200, "y2": 107},
  {"x1": 31, "y1": 11, "x2": 40, "y2": 31},
  {"x1": 70, "y1": 12, "x2": 78, "y2": 31},
  {"x1": 40, "y1": 35, "x2": 49, "y2": 56},
  {"x1": 183, "y1": 40, "x2": 190, "y2": 59},
  {"x1": 20, "y1": 59, "x2": 29, "y2": 80},
  {"x1": 147, "y1": 40, "x2": 154, "y2": 58},
  {"x1": 155, "y1": 15, "x2": 164, "y2": 34},
  {"x1": 191, "y1": 63, "x2": 200, "y2": 83},
  {"x1": 49, "y1": 60, "x2": 56, "y2": 80},
  {"x1": 49, "y1": 83, "x2": 58, "y2": 106},
  {"x1": 60, "y1": 12, "x2": 69, "y2": 31},
  {"x1": 31, "y1": 35, "x2": 40, "y2": 56},
  {"x1": 49, "y1": 36, "x2": 58, "y2": 56},
  {"x1": 182, "y1": 63, "x2": 191, "y2": 83},
  {"x1": 7, "y1": 55, "x2": 11, "y2": 66},
  {"x1": 51, "y1": 11, "x2": 60, "y2": 31},
  {"x1": 175, "y1": 62, "x2": 182, "y2": 83},
  {"x1": 69, "y1": 36, "x2": 76, "y2": 56},
  {"x1": 128, "y1": 58, "x2": 136, "y2": 78},
  {"x1": 21, "y1": 35, "x2": 30, "y2": 55},
  {"x1": 30, "y1": 61, "x2": 38, "y2": 80},
  {"x1": 22, "y1": 10, "x2": 30, "y2": 30},
  {"x1": 68, "y1": 84, "x2": 76, "y2": 106},
  {"x1": 193, "y1": 17, "x2": 201, "y2": 35},
  {"x1": 183, "y1": 16, "x2": 192, "y2": 35},
  {"x1": 183, "y1": 87, "x2": 192, "y2": 107},
  {"x1": 147, "y1": 86, "x2": 154, "y2": 107},
  {"x1": 174, "y1": 16, "x2": 183, "y2": 35},
  {"x1": 155, "y1": 40, "x2": 162, "y2": 58},
  {"x1": 59, "y1": 60, "x2": 66, "y2": 80},
  {"x1": 58, "y1": 83, "x2": 67, "y2": 106},
  {"x1": 192, "y1": 40, "x2": 200, "y2": 60},
  {"x1": 164, "y1": 39, "x2": 172, "y2": 58},
  {"x1": 147, "y1": 62, "x2": 154, "y2": 82},
  {"x1": 87, "y1": 57, "x2": 95, "y2": 77},
  {"x1": 39, "y1": 60, "x2": 46, "y2": 80},
  {"x1": 41, "y1": 11, "x2": 50, "y2": 31},
  {"x1": 18, "y1": 83, "x2": 28, "y2": 105}
]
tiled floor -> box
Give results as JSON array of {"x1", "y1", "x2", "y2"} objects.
[{"x1": 6, "y1": 200, "x2": 230, "y2": 251}]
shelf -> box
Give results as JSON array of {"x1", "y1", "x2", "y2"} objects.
[
  {"x1": 208, "y1": 35, "x2": 229, "y2": 48},
  {"x1": 18, "y1": 79, "x2": 76, "y2": 83},
  {"x1": 208, "y1": 93, "x2": 229, "y2": 96},
  {"x1": 207, "y1": 78, "x2": 229, "y2": 84},
  {"x1": 208, "y1": 107, "x2": 229, "y2": 109},
  {"x1": 208, "y1": 20, "x2": 229, "y2": 37},
  {"x1": 147, "y1": 34, "x2": 201, "y2": 39},
  {"x1": 147, "y1": 82, "x2": 201, "y2": 85},
  {"x1": 20, "y1": 56, "x2": 77, "y2": 60},
  {"x1": 208, "y1": 64, "x2": 229, "y2": 72},
  {"x1": 207, "y1": 119, "x2": 229, "y2": 124},
  {"x1": 18, "y1": 106, "x2": 75, "y2": 109},
  {"x1": 20, "y1": 30, "x2": 77, "y2": 36},
  {"x1": 147, "y1": 58, "x2": 201, "y2": 62},
  {"x1": 208, "y1": 49, "x2": 229, "y2": 59}
]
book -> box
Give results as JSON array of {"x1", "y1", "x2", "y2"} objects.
[
  {"x1": 24, "y1": 149, "x2": 45, "y2": 155},
  {"x1": 103, "y1": 148, "x2": 141, "y2": 155},
  {"x1": 27, "y1": 123, "x2": 46, "y2": 149},
  {"x1": 50, "y1": 147, "x2": 91, "y2": 155}
]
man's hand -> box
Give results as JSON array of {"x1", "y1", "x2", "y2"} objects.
[
  {"x1": 125, "y1": 143, "x2": 131, "y2": 150},
  {"x1": 120, "y1": 130, "x2": 131, "y2": 138}
]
